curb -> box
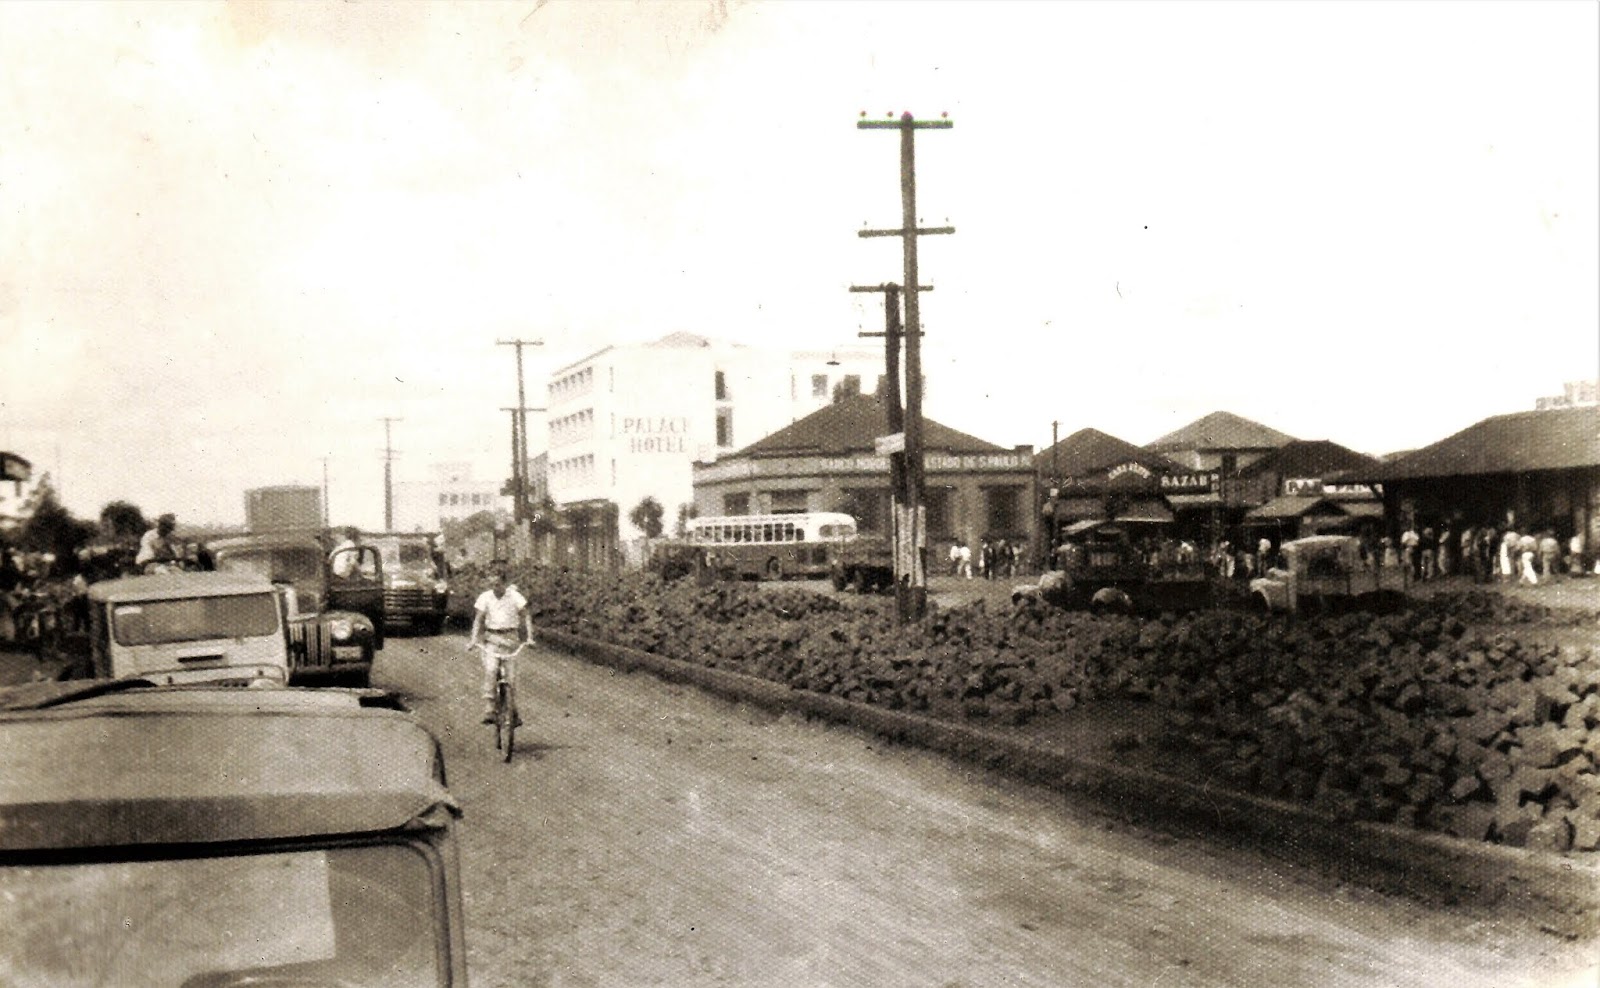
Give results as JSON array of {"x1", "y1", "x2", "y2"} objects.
[{"x1": 536, "y1": 625, "x2": 1600, "y2": 937}]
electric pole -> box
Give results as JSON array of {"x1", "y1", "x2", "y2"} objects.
[
  {"x1": 379, "y1": 417, "x2": 401, "y2": 532},
  {"x1": 320, "y1": 456, "x2": 331, "y2": 527},
  {"x1": 857, "y1": 111, "x2": 953, "y2": 621},
  {"x1": 497, "y1": 338, "x2": 545, "y2": 524},
  {"x1": 851, "y1": 281, "x2": 930, "y2": 624}
]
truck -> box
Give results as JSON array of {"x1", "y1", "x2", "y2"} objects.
[
  {"x1": 828, "y1": 532, "x2": 895, "y2": 594},
  {"x1": 1013, "y1": 519, "x2": 1211, "y2": 615},
  {"x1": 245, "y1": 485, "x2": 323, "y2": 533}
]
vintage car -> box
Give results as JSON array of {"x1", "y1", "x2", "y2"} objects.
[
  {"x1": 1248, "y1": 534, "x2": 1395, "y2": 614},
  {"x1": 1012, "y1": 520, "x2": 1149, "y2": 613},
  {"x1": 82, "y1": 571, "x2": 289, "y2": 686},
  {"x1": 0, "y1": 680, "x2": 468, "y2": 987},
  {"x1": 206, "y1": 532, "x2": 385, "y2": 686},
  {"x1": 369, "y1": 532, "x2": 451, "y2": 635}
]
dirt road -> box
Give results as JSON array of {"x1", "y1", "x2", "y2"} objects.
[{"x1": 376, "y1": 633, "x2": 1597, "y2": 988}]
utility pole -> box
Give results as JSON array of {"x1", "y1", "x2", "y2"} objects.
[
  {"x1": 497, "y1": 338, "x2": 544, "y2": 524},
  {"x1": 858, "y1": 111, "x2": 953, "y2": 621},
  {"x1": 379, "y1": 417, "x2": 401, "y2": 532},
  {"x1": 850, "y1": 281, "x2": 930, "y2": 624},
  {"x1": 320, "y1": 456, "x2": 331, "y2": 527}
]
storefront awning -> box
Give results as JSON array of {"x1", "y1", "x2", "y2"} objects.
[
  {"x1": 1114, "y1": 497, "x2": 1175, "y2": 524},
  {"x1": 1046, "y1": 496, "x2": 1105, "y2": 522},
  {"x1": 1166, "y1": 492, "x2": 1222, "y2": 510},
  {"x1": 1243, "y1": 495, "x2": 1347, "y2": 522}
]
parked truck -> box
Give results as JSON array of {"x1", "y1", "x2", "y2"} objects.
[
  {"x1": 245, "y1": 485, "x2": 323, "y2": 533},
  {"x1": 828, "y1": 532, "x2": 895, "y2": 594}
]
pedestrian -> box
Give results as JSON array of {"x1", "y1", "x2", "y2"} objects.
[
  {"x1": 1539, "y1": 531, "x2": 1561, "y2": 579},
  {"x1": 1257, "y1": 536, "x2": 1272, "y2": 575},
  {"x1": 1419, "y1": 527, "x2": 1437, "y2": 582},
  {"x1": 1459, "y1": 525, "x2": 1476, "y2": 582},
  {"x1": 1570, "y1": 533, "x2": 1588, "y2": 577},
  {"x1": 1517, "y1": 532, "x2": 1539, "y2": 585},
  {"x1": 467, "y1": 568, "x2": 532, "y2": 724},
  {"x1": 1400, "y1": 525, "x2": 1420, "y2": 581},
  {"x1": 1437, "y1": 524, "x2": 1453, "y2": 578},
  {"x1": 957, "y1": 542, "x2": 972, "y2": 579},
  {"x1": 948, "y1": 542, "x2": 961, "y2": 577},
  {"x1": 1499, "y1": 528, "x2": 1519, "y2": 583}
]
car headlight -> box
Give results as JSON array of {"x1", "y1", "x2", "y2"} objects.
[
  {"x1": 433, "y1": 581, "x2": 449, "y2": 594},
  {"x1": 329, "y1": 619, "x2": 354, "y2": 641}
]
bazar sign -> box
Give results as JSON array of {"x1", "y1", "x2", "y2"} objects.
[{"x1": 1160, "y1": 471, "x2": 1218, "y2": 492}]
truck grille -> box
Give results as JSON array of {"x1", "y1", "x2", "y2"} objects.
[{"x1": 384, "y1": 587, "x2": 434, "y2": 615}]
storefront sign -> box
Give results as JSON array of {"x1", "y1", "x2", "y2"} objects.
[
  {"x1": 1107, "y1": 461, "x2": 1153, "y2": 481},
  {"x1": 1284, "y1": 478, "x2": 1382, "y2": 497},
  {"x1": 1160, "y1": 471, "x2": 1217, "y2": 492},
  {"x1": 623, "y1": 416, "x2": 690, "y2": 454},
  {"x1": 694, "y1": 450, "x2": 1034, "y2": 484}
]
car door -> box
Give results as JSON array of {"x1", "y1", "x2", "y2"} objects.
[{"x1": 327, "y1": 546, "x2": 386, "y2": 649}]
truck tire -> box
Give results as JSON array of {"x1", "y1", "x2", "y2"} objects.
[
  {"x1": 830, "y1": 569, "x2": 848, "y2": 592},
  {"x1": 766, "y1": 558, "x2": 783, "y2": 581}
]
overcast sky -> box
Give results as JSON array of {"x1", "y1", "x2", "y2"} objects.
[{"x1": 2, "y1": 0, "x2": 1595, "y2": 528}]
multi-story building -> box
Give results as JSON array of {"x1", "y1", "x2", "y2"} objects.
[
  {"x1": 390, "y1": 462, "x2": 508, "y2": 534},
  {"x1": 542, "y1": 332, "x2": 883, "y2": 541}
]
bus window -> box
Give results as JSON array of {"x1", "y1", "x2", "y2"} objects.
[
  {"x1": 762, "y1": 524, "x2": 773, "y2": 542},
  {"x1": 782, "y1": 523, "x2": 796, "y2": 541}
]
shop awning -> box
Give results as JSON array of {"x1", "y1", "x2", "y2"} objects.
[
  {"x1": 1333, "y1": 500, "x2": 1384, "y2": 519},
  {"x1": 1046, "y1": 496, "x2": 1105, "y2": 522},
  {"x1": 1243, "y1": 495, "x2": 1347, "y2": 523},
  {"x1": 1166, "y1": 492, "x2": 1222, "y2": 510},
  {"x1": 1114, "y1": 497, "x2": 1175, "y2": 524}
]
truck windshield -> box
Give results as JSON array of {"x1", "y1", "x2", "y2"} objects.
[
  {"x1": 214, "y1": 547, "x2": 325, "y2": 584},
  {"x1": 377, "y1": 540, "x2": 438, "y2": 577},
  {"x1": 0, "y1": 843, "x2": 444, "y2": 987},
  {"x1": 112, "y1": 593, "x2": 279, "y2": 646}
]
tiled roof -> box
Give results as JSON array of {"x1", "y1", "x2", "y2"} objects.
[
  {"x1": 1146, "y1": 411, "x2": 1297, "y2": 452},
  {"x1": 1035, "y1": 428, "x2": 1183, "y2": 478},
  {"x1": 733, "y1": 394, "x2": 1007, "y2": 457},
  {"x1": 1242, "y1": 439, "x2": 1381, "y2": 480},
  {"x1": 1366, "y1": 405, "x2": 1600, "y2": 481}
]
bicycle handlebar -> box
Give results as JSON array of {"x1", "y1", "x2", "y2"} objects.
[{"x1": 466, "y1": 640, "x2": 533, "y2": 657}]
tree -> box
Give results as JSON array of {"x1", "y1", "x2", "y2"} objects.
[
  {"x1": 628, "y1": 496, "x2": 665, "y2": 539},
  {"x1": 23, "y1": 489, "x2": 97, "y2": 566},
  {"x1": 674, "y1": 502, "x2": 699, "y2": 538},
  {"x1": 99, "y1": 500, "x2": 147, "y2": 540}
]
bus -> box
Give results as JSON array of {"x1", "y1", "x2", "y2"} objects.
[{"x1": 686, "y1": 512, "x2": 859, "y2": 581}]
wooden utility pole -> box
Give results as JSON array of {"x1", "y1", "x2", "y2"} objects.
[
  {"x1": 851, "y1": 281, "x2": 929, "y2": 624},
  {"x1": 379, "y1": 417, "x2": 401, "y2": 532},
  {"x1": 858, "y1": 111, "x2": 953, "y2": 621},
  {"x1": 320, "y1": 456, "x2": 331, "y2": 527},
  {"x1": 497, "y1": 338, "x2": 544, "y2": 523}
]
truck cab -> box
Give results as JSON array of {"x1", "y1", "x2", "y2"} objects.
[
  {"x1": 369, "y1": 532, "x2": 451, "y2": 635},
  {"x1": 205, "y1": 533, "x2": 384, "y2": 686},
  {"x1": 0, "y1": 681, "x2": 468, "y2": 987},
  {"x1": 84, "y1": 572, "x2": 289, "y2": 686}
]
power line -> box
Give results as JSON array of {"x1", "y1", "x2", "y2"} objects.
[
  {"x1": 496, "y1": 339, "x2": 545, "y2": 524},
  {"x1": 379, "y1": 417, "x2": 401, "y2": 532}
]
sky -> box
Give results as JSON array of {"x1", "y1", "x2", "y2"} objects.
[{"x1": 2, "y1": 0, "x2": 1596, "y2": 528}]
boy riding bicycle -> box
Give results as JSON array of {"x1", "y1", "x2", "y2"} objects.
[{"x1": 467, "y1": 568, "x2": 533, "y2": 723}]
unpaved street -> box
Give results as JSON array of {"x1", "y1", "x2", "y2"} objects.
[{"x1": 375, "y1": 634, "x2": 1597, "y2": 988}]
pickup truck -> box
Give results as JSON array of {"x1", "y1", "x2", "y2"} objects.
[{"x1": 828, "y1": 533, "x2": 895, "y2": 594}]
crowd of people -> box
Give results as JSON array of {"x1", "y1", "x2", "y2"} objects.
[
  {"x1": 1388, "y1": 522, "x2": 1588, "y2": 586},
  {"x1": 946, "y1": 539, "x2": 1024, "y2": 580}
]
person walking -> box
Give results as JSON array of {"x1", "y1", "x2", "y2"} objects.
[
  {"x1": 1517, "y1": 532, "x2": 1540, "y2": 585},
  {"x1": 1499, "y1": 528, "x2": 1519, "y2": 583},
  {"x1": 1539, "y1": 531, "x2": 1561, "y2": 579}
]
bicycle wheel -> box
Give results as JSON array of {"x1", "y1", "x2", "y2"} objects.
[
  {"x1": 492, "y1": 680, "x2": 506, "y2": 753},
  {"x1": 498, "y1": 681, "x2": 516, "y2": 763}
]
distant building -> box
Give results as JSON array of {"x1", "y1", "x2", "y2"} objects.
[
  {"x1": 1534, "y1": 379, "x2": 1599, "y2": 411},
  {"x1": 1033, "y1": 428, "x2": 1187, "y2": 549},
  {"x1": 692, "y1": 393, "x2": 1036, "y2": 559},
  {"x1": 391, "y1": 462, "x2": 508, "y2": 534},
  {"x1": 1364, "y1": 405, "x2": 1600, "y2": 546},
  {"x1": 544, "y1": 332, "x2": 883, "y2": 543},
  {"x1": 1237, "y1": 439, "x2": 1384, "y2": 541},
  {"x1": 1144, "y1": 410, "x2": 1298, "y2": 541}
]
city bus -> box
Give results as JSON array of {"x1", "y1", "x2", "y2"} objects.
[{"x1": 686, "y1": 512, "x2": 859, "y2": 581}]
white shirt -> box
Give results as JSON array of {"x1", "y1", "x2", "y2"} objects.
[
  {"x1": 330, "y1": 539, "x2": 358, "y2": 577},
  {"x1": 475, "y1": 587, "x2": 528, "y2": 631},
  {"x1": 135, "y1": 528, "x2": 176, "y2": 566}
]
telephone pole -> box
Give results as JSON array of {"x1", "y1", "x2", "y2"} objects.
[
  {"x1": 379, "y1": 417, "x2": 401, "y2": 532},
  {"x1": 497, "y1": 338, "x2": 544, "y2": 524},
  {"x1": 857, "y1": 111, "x2": 953, "y2": 621},
  {"x1": 850, "y1": 281, "x2": 930, "y2": 624},
  {"x1": 320, "y1": 456, "x2": 331, "y2": 527}
]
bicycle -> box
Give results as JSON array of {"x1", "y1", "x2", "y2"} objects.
[{"x1": 467, "y1": 640, "x2": 531, "y2": 762}]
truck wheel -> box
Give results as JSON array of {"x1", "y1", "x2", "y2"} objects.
[
  {"x1": 766, "y1": 558, "x2": 783, "y2": 580},
  {"x1": 830, "y1": 570, "x2": 847, "y2": 592}
]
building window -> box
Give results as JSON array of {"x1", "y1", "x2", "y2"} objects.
[
  {"x1": 714, "y1": 370, "x2": 728, "y2": 401},
  {"x1": 924, "y1": 486, "x2": 953, "y2": 538},
  {"x1": 769, "y1": 489, "x2": 810, "y2": 514},
  {"x1": 984, "y1": 486, "x2": 1023, "y2": 537},
  {"x1": 840, "y1": 488, "x2": 888, "y2": 534},
  {"x1": 716, "y1": 407, "x2": 734, "y2": 448},
  {"x1": 723, "y1": 492, "x2": 750, "y2": 515},
  {"x1": 842, "y1": 374, "x2": 861, "y2": 397},
  {"x1": 812, "y1": 374, "x2": 828, "y2": 398}
]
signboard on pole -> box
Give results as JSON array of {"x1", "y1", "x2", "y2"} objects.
[
  {"x1": 874, "y1": 432, "x2": 906, "y2": 455},
  {"x1": 891, "y1": 501, "x2": 926, "y2": 584}
]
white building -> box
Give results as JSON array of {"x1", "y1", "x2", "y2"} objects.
[
  {"x1": 390, "y1": 461, "x2": 509, "y2": 534},
  {"x1": 543, "y1": 332, "x2": 884, "y2": 540}
]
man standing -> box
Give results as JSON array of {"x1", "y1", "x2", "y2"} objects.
[
  {"x1": 134, "y1": 514, "x2": 180, "y2": 571},
  {"x1": 468, "y1": 568, "x2": 532, "y2": 724},
  {"x1": 330, "y1": 528, "x2": 362, "y2": 578}
]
